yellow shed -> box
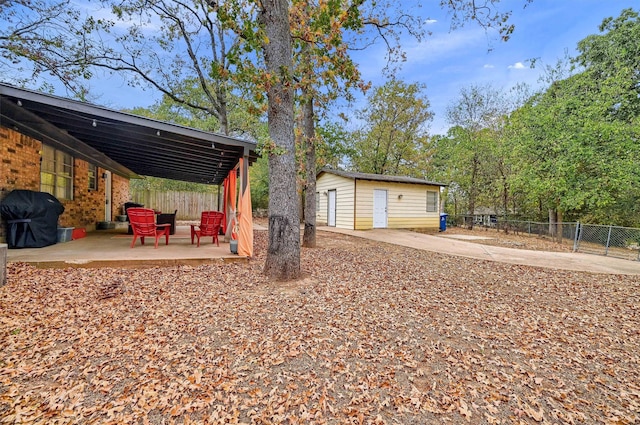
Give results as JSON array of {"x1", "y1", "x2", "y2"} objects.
[{"x1": 315, "y1": 168, "x2": 446, "y2": 231}]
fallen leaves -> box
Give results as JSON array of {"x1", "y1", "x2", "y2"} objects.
[{"x1": 1, "y1": 230, "x2": 639, "y2": 424}]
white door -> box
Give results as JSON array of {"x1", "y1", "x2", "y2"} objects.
[
  {"x1": 373, "y1": 189, "x2": 387, "y2": 228},
  {"x1": 104, "y1": 170, "x2": 112, "y2": 222},
  {"x1": 327, "y1": 190, "x2": 336, "y2": 227}
]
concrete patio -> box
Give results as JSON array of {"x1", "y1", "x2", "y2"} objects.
[{"x1": 5, "y1": 224, "x2": 250, "y2": 268}]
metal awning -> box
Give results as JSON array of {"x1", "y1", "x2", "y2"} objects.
[{"x1": 0, "y1": 83, "x2": 258, "y2": 185}]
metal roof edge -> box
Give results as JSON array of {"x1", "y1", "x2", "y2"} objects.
[
  {"x1": 0, "y1": 97, "x2": 140, "y2": 179},
  {"x1": 0, "y1": 83, "x2": 257, "y2": 150},
  {"x1": 317, "y1": 167, "x2": 448, "y2": 187}
]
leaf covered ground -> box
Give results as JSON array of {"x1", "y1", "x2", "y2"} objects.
[{"x1": 1, "y1": 230, "x2": 639, "y2": 424}]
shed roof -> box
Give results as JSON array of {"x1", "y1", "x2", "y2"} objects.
[
  {"x1": 317, "y1": 167, "x2": 446, "y2": 187},
  {"x1": 0, "y1": 83, "x2": 257, "y2": 185}
]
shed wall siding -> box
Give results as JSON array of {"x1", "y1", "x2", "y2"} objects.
[
  {"x1": 316, "y1": 173, "x2": 355, "y2": 229},
  {"x1": 354, "y1": 180, "x2": 374, "y2": 230},
  {"x1": 355, "y1": 180, "x2": 441, "y2": 230}
]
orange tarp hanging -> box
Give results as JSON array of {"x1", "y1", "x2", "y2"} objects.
[
  {"x1": 237, "y1": 157, "x2": 253, "y2": 257},
  {"x1": 224, "y1": 167, "x2": 237, "y2": 239},
  {"x1": 222, "y1": 176, "x2": 229, "y2": 233}
]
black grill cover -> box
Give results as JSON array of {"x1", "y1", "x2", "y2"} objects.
[
  {"x1": 124, "y1": 201, "x2": 144, "y2": 235},
  {"x1": 0, "y1": 190, "x2": 65, "y2": 248}
]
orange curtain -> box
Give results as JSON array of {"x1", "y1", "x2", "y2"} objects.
[
  {"x1": 237, "y1": 157, "x2": 254, "y2": 257},
  {"x1": 224, "y1": 167, "x2": 237, "y2": 239},
  {"x1": 222, "y1": 177, "x2": 229, "y2": 233}
]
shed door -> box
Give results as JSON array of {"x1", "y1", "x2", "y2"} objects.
[
  {"x1": 373, "y1": 189, "x2": 387, "y2": 228},
  {"x1": 327, "y1": 189, "x2": 336, "y2": 227}
]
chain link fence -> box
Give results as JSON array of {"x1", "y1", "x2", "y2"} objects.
[
  {"x1": 575, "y1": 223, "x2": 640, "y2": 261},
  {"x1": 447, "y1": 216, "x2": 640, "y2": 261},
  {"x1": 497, "y1": 220, "x2": 578, "y2": 243},
  {"x1": 448, "y1": 216, "x2": 577, "y2": 246}
]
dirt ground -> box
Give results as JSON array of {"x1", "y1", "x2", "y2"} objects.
[
  {"x1": 439, "y1": 226, "x2": 574, "y2": 253},
  {"x1": 1, "y1": 229, "x2": 639, "y2": 424}
]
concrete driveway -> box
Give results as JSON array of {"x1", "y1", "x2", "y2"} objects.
[
  {"x1": 6, "y1": 223, "x2": 640, "y2": 275},
  {"x1": 318, "y1": 227, "x2": 640, "y2": 275}
]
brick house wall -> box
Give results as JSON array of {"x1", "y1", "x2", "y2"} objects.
[
  {"x1": 0, "y1": 126, "x2": 40, "y2": 243},
  {"x1": 112, "y1": 174, "x2": 130, "y2": 218},
  {"x1": 0, "y1": 125, "x2": 130, "y2": 242},
  {"x1": 0, "y1": 126, "x2": 41, "y2": 192},
  {"x1": 63, "y1": 159, "x2": 105, "y2": 229}
]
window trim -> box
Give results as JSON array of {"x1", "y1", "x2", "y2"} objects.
[
  {"x1": 40, "y1": 144, "x2": 74, "y2": 200},
  {"x1": 426, "y1": 190, "x2": 438, "y2": 212},
  {"x1": 88, "y1": 163, "x2": 98, "y2": 191}
]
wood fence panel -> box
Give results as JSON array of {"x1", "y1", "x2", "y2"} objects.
[{"x1": 129, "y1": 190, "x2": 220, "y2": 220}]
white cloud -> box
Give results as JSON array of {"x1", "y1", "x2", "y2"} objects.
[
  {"x1": 425, "y1": 19, "x2": 438, "y2": 24},
  {"x1": 401, "y1": 26, "x2": 489, "y2": 66},
  {"x1": 483, "y1": 64, "x2": 495, "y2": 69},
  {"x1": 508, "y1": 62, "x2": 526, "y2": 70}
]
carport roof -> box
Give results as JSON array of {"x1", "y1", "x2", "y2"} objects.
[{"x1": 0, "y1": 83, "x2": 258, "y2": 185}]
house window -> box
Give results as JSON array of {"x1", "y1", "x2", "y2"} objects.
[
  {"x1": 40, "y1": 145, "x2": 73, "y2": 200},
  {"x1": 426, "y1": 190, "x2": 438, "y2": 212},
  {"x1": 88, "y1": 164, "x2": 98, "y2": 190}
]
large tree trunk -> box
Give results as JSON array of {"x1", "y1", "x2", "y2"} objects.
[
  {"x1": 556, "y1": 209, "x2": 563, "y2": 243},
  {"x1": 467, "y1": 155, "x2": 479, "y2": 230},
  {"x1": 302, "y1": 92, "x2": 316, "y2": 248},
  {"x1": 548, "y1": 207, "x2": 564, "y2": 243},
  {"x1": 217, "y1": 85, "x2": 229, "y2": 135},
  {"x1": 260, "y1": 0, "x2": 300, "y2": 280},
  {"x1": 548, "y1": 208, "x2": 557, "y2": 238},
  {"x1": 501, "y1": 164, "x2": 509, "y2": 234}
]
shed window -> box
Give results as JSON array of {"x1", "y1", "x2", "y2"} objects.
[
  {"x1": 426, "y1": 190, "x2": 438, "y2": 212},
  {"x1": 88, "y1": 164, "x2": 98, "y2": 190},
  {"x1": 41, "y1": 145, "x2": 73, "y2": 200}
]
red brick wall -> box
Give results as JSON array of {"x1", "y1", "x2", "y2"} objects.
[
  {"x1": 0, "y1": 126, "x2": 41, "y2": 192},
  {"x1": 112, "y1": 174, "x2": 130, "y2": 218},
  {"x1": 0, "y1": 127, "x2": 41, "y2": 241},
  {"x1": 60, "y1": 160, "x2": 104, "y2": 228},
  {"x1": 0, "y1": 125, "x2": 130, "y2": 242}
]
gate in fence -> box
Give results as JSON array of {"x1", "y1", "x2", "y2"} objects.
[{"x1": 574, "y1": 222, "x2": 640, "y2": 261}]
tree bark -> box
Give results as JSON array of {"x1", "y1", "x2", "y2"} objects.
[
  {"x1": 302, "y1": 91, "x2": 316, "y2": 248},
  {"x1": 548, "y1": 208, "x2": 557, "y2": 238},
  {"x1": 501, "y1": 163, "x2": 509, "y2": 234},
  {"x1": 260, "y1": 0, "x2": 300, "y2": 280},
  {"x1": 556, "y1": 209, "x2": 563, "y2": 243},
  {"x1": 467, "y1": 154, "x2": 479, "y2": 230}
]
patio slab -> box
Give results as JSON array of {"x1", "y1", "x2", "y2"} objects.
[{"x1": 6, "y1": 225, "x2": 246, "y2": 268}]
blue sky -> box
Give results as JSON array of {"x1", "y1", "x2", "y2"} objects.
[
  {"x1": 35, "y1": 1, "x2": 639, "y2": 135},
  {"x1": 348, "y1": 0, "x2": 639, "y2": 134}
]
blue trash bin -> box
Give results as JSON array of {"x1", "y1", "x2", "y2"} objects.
[{"x1": 439, "y1": 213, "x2": 448, "y2": 232}]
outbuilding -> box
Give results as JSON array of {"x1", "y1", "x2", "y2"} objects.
[{"x1": 315, "y1": 167, "x2": 446, "y2": 231}]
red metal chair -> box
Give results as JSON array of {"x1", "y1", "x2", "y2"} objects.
[
  {"x1": 127, "y1": 207, "x2": 171, "y2": 248},
  {"x1": 191, "y1": 211, "x2": 223, "y2": 247}
]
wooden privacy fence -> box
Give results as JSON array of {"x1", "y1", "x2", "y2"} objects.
[{"x1": 129, "y1": 190, "x2": 221, "y2": 221}]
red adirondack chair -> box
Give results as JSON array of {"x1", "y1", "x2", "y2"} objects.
[
  {"x1": 190, "y1": 211, "x2": 223, "y2": 247},
  {"x1": 128, "y1": 207, "x2": 171, "y2": 248}
]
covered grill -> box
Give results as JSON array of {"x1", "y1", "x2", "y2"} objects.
[{"x1": 0, "y1": 190, "x2": 65, "y2": 248}]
